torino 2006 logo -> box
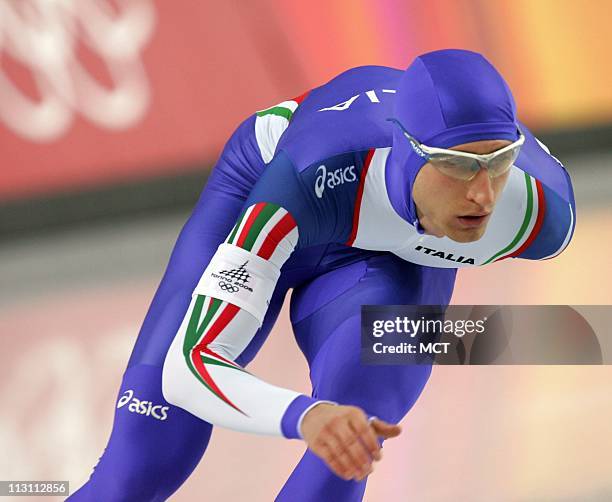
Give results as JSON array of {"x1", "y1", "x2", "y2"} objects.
[
  {"x1": 210, "y1": 261, "x2": 254, "y2": 295},
  {"x1": 0, "y1": 0, "x2": 156, "y2": 141}
]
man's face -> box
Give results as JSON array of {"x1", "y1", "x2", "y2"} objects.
[{"x1": 412, "y1": 139, "x2": 513, "y2": 243}]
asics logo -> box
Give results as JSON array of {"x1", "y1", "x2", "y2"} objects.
[
  {"x1": 218, "y1": 281, "x2": 239, "y2": 293},
  {"x1": 314, "y1": 164, "x2": 357, "y2": 198},
  {"x1": 117, "y1": 389, "x2": 170, "y2": 421}
]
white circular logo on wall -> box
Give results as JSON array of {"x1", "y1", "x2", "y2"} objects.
[{"x1": 0, "y1": 0, "x2": 156, "y2": 142}]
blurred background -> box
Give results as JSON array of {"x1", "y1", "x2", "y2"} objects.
[{"x1": 1, "y1": 0, "x2": 611, "y2": 500}]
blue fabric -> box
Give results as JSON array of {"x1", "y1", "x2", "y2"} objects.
[
  {"x1": 515, "y1": 120, "x2": 575, "y2": 204},
  {"x1": 517, "y1": 181, "x2": 574, "y2": 259},
  {"x1": 281, "y1": 395, "x2": 321, "y2": 439},
  {"x1": 277, "y1": 65, "x2": 399, "y2": 171}
]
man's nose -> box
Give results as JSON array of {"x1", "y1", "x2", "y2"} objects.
[{"x1": 466, "y1": 165, "x2": 495, "y2": 208}]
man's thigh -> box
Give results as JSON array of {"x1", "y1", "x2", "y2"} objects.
[{"x1": 290, "y1": 252, "x2": 457, "y2": 421}]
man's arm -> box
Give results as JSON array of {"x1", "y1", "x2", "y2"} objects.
[
  {"x1": 161, "y1": 151, "x2": 396, "y2": 480},
  {"x1": 513, "y1": 122, "x2": 576, "y2": 260},
  {"x1": 162, "y1": 159, "x2": 330, "y2": 438}
]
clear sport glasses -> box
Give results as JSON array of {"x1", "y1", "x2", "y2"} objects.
[{"x1": 388, "y1": 118, "x2": 525, "y2": 181}]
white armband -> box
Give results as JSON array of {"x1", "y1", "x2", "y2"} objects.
[{"x1": 193, "y1": 243, "x2": 281, "y2": 325}]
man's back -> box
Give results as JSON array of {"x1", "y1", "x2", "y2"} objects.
[{"x1": 213, "y1": 64, "x2": 400, "y2": 192}]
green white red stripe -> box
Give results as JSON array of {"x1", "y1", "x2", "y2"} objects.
[
  {"x1": 255, "y1": 92, "x2": 310, "y2": 163},
  {"x1": 183, "y1": 202, "x2": 298, "y2": 412},
  {"x1": 256, "y1": 100, "x2": 299, "y2": 120},
  {"x1": 183, "y1": 294, "x2": 248, "y2": 415},
  {"x1": 255, "y1": 91, "x2": 310, "y2": 120},
  {"x1": 483, "y1": 172, "x2": 544, "y2": 264},
  {"x1": 291, "y1": 90, "x2": 310, "y2": 105},
  {"x1": 227, "y1": 202, "x2": 298, "y2": 262}
]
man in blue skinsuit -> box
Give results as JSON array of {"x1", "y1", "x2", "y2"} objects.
[{"x1": 70, "y1": 49, "x2": 575, "y2": 501}]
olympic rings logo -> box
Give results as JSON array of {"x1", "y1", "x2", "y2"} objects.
[
  {"x1": 0, "y1": 0, "x2": 156, "y2": 141},
  {"x1": 218, "y1": 281, "x2": 239, "y2": 293}
]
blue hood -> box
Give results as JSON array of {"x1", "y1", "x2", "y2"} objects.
[{"x1": 386, "y1": 49, "x2": 521, "y2": 231}]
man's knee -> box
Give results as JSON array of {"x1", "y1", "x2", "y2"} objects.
[{"x1": 310, "y1": 317, "x2": 433, "y2": 424}]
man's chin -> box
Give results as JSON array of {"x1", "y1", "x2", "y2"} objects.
[{"x1": 446, "y1": 226, "x2": 486, "y2": 243}]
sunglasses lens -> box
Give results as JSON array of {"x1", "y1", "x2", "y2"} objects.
[
  {"x1": 429, "y1": 144, "x2": 521, "y2": 180},
  {"x1": 430, "y1": 155, "x2": 479, "y2": 180},
  {"x1": 487, "y1": 146, "x2": 521, "y2": 177}
]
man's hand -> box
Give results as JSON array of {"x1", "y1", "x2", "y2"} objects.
[{"x1": 300, "y1": 403, "x2": 402, "y2": 481}]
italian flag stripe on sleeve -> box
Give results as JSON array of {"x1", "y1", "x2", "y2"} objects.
[
  {"x1": 292, "y1": 90, "x2": 310, "y2": 105},
  {"x1": 256, "y1": 100, "x2": 299, "y2": 121},
  {"x1": 230, "y1": 202, "x2": 294, "y2": 256},
  {"x1": 183, "y1": 201, "x2": 298, "y2": 414},
  {"x1": 226, "y1": 210, "x2": 246, "y2": 244},
  {"x1": 234, "y1": 203, "x2": 266, "y2": 247},
  {"x1": 240, "y1": 204, "x2": 280, "y2": 251},
  {"x1": 255, "y1": 91, "x2": 310, "y2": 121},
  {"x1": 183, "y1": 296, "x2": 248, "y2": 415},
  {"x1": 257, "y1": 212, "x2": 297, "y2": 259},
  {"x1": 256, "y1": 106, "x2": 293, "y2": 121},
  {"x1": 190, "y1": 344, "x2": 246, "y2": 415}
]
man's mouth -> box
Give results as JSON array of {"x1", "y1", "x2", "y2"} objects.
[{"x1": 456, "y1": 212, "x2": 491, "y2": 228}]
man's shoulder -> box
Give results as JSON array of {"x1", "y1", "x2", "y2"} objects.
[{"x1": 276, "y1": 65, "x2": 402, "y2": 172}]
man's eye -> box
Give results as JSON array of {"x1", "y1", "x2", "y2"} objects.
[{"x1": 434, "y1": 159, "x2": 463, "y2": 169}]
